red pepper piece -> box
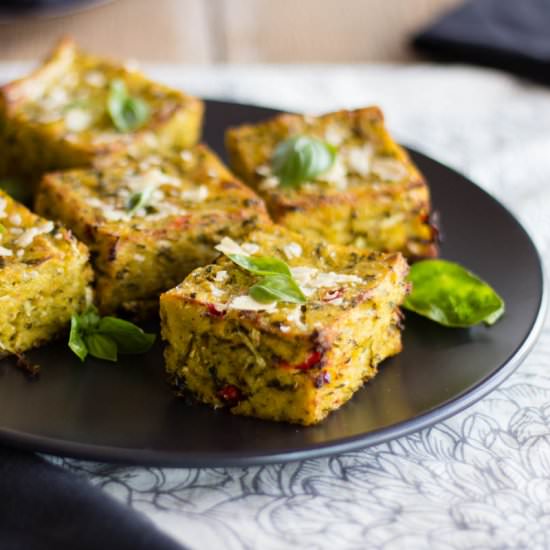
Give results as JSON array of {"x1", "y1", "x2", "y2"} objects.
[
  {"x1": 217, "y1": 384, "x2": 242, "y2": 406},
  {"x1": 206, "y1": 303, "x2": 225, "y2": 318}
]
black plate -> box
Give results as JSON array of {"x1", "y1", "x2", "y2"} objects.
[{"x1": 0, "y1": 100, "x2": 546, "y2": 467}]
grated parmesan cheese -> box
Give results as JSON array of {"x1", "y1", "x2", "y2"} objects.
[
  {"x1": 228, "y1": 295, "x2": 277, "y2": 312},
  {"x1": 283, "y1": 242, "x2": 302, "y2": 260},
  {"x1": 0, "y1": 246, "x2": 12, "y2": 257},
  {"x1": 286, "y1": 305, "x2": 307, "y2": 330},
  {"x1": 290, "y1": 266, "x2": 363, "y2": 297},
  {"x1": 65, "y1": 108, "x2": 93, "y2": 132},
  {"x1": 346, "y1": 145, "x2": 373, "y2": 176},
  {"x1": 241, "y1": 243, "x2": 260, "y2": 255},
  {"x1": 215, "y1": 237, "x2": 250, "y2": 256},
  {"x1": 215, "y1": 270, "x2": 229, "y2": 282},
  {"x1": 371, "y1": 158, "x2": 407, "y2": 182},
  {"x1": 15, "y1": 221, "x2": 54, "y2": 248},
  {"x1": 324, "y1": 123, "x2": 348, "y2": 146},
  {"x1": 181, "y1": 185, "x2": 208, "y2": 202},
  {"x1": 84, "y1": 70, "x2": 106, "y2": 87},
  {"x1": 321, "y1": 156, "x2": 348, "y2": 190},
  {"x1": 9, "y1": 214, "x2": 22, "y2": 226}
]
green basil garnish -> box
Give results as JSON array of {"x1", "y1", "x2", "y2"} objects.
[
  {"x1": 271, "y1": 135, "x2": 336, "y2": 188},
  {"x1": 107, "y1": 79, "x2": 150, "y2": 132},
  {"x1": 68, "y1": 305, "x2": 156, "y2": 362},
  {"x1": 403, "y1": 259, "x2": 505, "y2": 328},
  {"x1": 220, "y1": 250, "x2": 306, "y2": 305},
  {"x1": 250, "y1": 274, "x2": 305, "y2": 304},
  {"x1": 0, "y1": 178, "x2": 32, "y2": 204},
  {"x1": 126, "y1": 184, "x2": 156, "y2": 215},
  {"x1": 227, "y1": 254, "x2": 291, "y2": 277},
  {"x1": 0, "y1": 223, "x2": 5, "y2": 233}
]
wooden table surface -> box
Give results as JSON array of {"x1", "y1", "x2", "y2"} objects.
[{"x1": 0, "y1": 0, "x2": 462, "y2": 63}]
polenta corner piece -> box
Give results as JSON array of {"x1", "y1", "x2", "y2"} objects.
[
  {"x1": 35, "y1": 145, "x2": 269, "y2": 317},
  {"x1": 160, "y1": 226, "x2": 409, "y2": 425},
  {"x1": 0, "y1": 190, "x2": 92, "y2": 355},
  {"x1": 225, "y1": 107, "x2": 438, "y2": 260},
  {"x1": 0, "y1": 37, "x2": 203, "y2": 185}
]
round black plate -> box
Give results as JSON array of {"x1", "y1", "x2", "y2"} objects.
[{"x1": 0, "y1": 100, "x2": 546, "y2": 467}]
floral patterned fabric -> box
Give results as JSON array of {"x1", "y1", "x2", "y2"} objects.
[{"x1": 3, "y1": 63, "x2": 547, "y2": 549}]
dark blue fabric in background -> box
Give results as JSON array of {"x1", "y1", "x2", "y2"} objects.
[
  {"x1": 0, "y1": 447, "x2": 186, "y2": 550},
  {"x1": 413, "y1": 0, "x2": 550, "y2": 84}
]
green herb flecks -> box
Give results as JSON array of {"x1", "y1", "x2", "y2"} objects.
[
  {"x1": 126, "y1": 184, "x2": 156, "y2": 216},
  {"x1": 68, "y1": 306, "x2": 156, "y2": 362},
  {"x1": 0, "y1": 223, "x2": 5, "y2": 234},
  {"x1": 271, "y1": 135, "x2": 336, "y2": 188},
  {"x1": 223, "y1": 252, "x2": 306, "y2": 305},
  {"x1": 403, "y1": 259, "x2": 505, "y2": 328},
  {"x1": 107, "y1": 79, "x2": 150, "y2": 132}
]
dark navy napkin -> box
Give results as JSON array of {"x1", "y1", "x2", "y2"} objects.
[
  {"x1": 413, "y1": 0, "x2": 550, "y2": 85},
  {"x1": 0, "y1": 447, "x2": 186, "y2": 550}
]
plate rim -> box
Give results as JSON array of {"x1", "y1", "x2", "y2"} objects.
[{"x1": 0, "y1": 100, "x2": 547, "y2": 467}]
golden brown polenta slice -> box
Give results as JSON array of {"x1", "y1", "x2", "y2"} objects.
[
  {"x1": 160, "y1": 226, "x2": 408, "y2": 425},
  {"x1": 0, "y1": 190, "x2": 92, "y2": 355},
  {"x1": 0, "y1": 37, "x2": 203, "y2": 188},
  {"x1": 226, "y1": 107, "x2": 438, "y2": 260},
  {"x1": 35, "y1": 145, "x2": 269, "y2": 318}
]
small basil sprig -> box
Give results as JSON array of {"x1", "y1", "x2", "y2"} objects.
[
  {"x1": 0, "y1": 178, "x2": 32, "y2": 204},
  {"x1": 403, "y1": 259, "x2": 505, "y2": 328},
  {"x1": 107, "y1": 79, "x2": 150, "y2": 132},
  {"x1": 69, "y1": 305, "x2": 156, "y2": 362},
  {"x1": 249, "y1": 273, "x2": 305, "y2": 304},
  {"x1": 271, "y1": 135, "x2": 336, "y2": 188},
  {"x1": 223, "y1": 252, "x2": 305, "y2": 305},
  {"x1": 0, "y1": 223, "x2": 5, "y2": 233},
  {"x1": 126, "y1": 184, "x2": 156, "y2": 215}
]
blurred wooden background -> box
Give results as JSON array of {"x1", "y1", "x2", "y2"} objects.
[{"x1": 0, "y1": 0, "x2": 463, "y2": 63}]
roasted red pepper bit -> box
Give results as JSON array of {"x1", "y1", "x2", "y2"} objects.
[
  {"x1": 170, "y1": 215, "x2": 191, "y2": 229},
  {"x1": 280, "y1": 350, "x2": 323, "y2": 371},
  {"x1": 206, "y1": 303, "x2": 225, "y2": 318},
  {"x1": 217, "y1": 384, "x2": 242, "y2": 406}
]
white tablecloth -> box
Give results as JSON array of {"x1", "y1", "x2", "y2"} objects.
[{"x1": 3, "y1": 63, "x2": 550, "y2": 550}]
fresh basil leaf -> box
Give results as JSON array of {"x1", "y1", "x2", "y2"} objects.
[
  {"x1": 77, "y1": 305, "x2": 101, "y2": 332},
  {"x1": 68, "y1": 316, "x2": 88, "y2": 362},
  {"x1": 98, "y1": 317, "x2": 156, "y2": 354},
  {"x1": 0, "y1": 223, "x2": 5, "y2": 233},
  {"x1": 126, "y1": 184, "x2": 156, "y2": 215},
  {"x1": 107, "y1": 79, "x2": 150, "y2": 132},
  {"x1": 85, "y1": 333, "x2": 118, "y2": 362},
  {"x1": 228, "y1": 254, "x2": 291, "y2": 276},
  {"x1": 250, "y1": 274, "x2": 306, "y2": 305},
  {"x1": 0, "y1": 178, "x2": 32, "y2": 204},
  {"x1": 272, "y1": 135, "x2": 336, "y2": 188},
  {"x1": 67, "y1": 306, "x2": 155, "y2": 362},
  {"x1": 403, "y1": 259, "x2": 505, "y2": 328}
]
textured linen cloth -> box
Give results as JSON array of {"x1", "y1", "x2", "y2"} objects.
[{"x1": 1, "y1": 63, "x2": 549, "y2": 550}]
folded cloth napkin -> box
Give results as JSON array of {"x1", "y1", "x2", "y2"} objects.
[
  {"x1": 413, "y1": 0, "x2": 550, "y2": 85},
  {"x1": 0, "y1": 447, "x2": 186, "y2": 550}
]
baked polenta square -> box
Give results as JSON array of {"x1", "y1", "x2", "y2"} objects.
[
  {"x1": 0, "y1": 190, "x2": 92, "y2": 355},
  {"x1": 0, "y1": 37, "x2": 203, "y2": 187},
  {"x1": 225, "y1": 107, "x2": 438, "y2": 260},
  {"x1": 160, "y1": 226, "x2": 408, "y2": 425},
  {"x1": 35, "y1": 145, "x2": 269, "y2": 317}
]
